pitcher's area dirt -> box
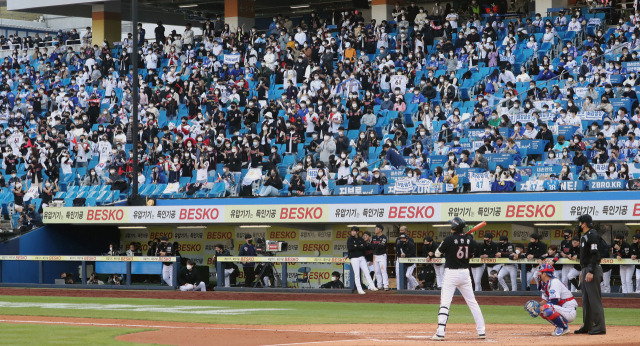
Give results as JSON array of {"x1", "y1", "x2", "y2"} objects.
[{"x1": 0, "y1": 315, "x2": 635, "y2": 346}]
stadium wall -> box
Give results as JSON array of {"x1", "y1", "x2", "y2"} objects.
[{"x1": 0, "y1": 225, "x2": 119, "y2": 284}]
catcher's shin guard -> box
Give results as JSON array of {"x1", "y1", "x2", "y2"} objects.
[{"x1": 541, "y1": 304, "x2": 568, "y2": 329}]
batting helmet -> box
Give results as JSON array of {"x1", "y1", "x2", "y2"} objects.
[
  {"x1": 450, "y1": 217, "x2": 466, "y2": 233},
  {"x1": 538, "y1": 263, "x2": 555, "y2": 277}
]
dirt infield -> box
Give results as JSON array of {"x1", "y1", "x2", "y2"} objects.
[
  {"x1": 0, "y1": 287, "x2": 639, "y2": 309},
  {"x1": 0, "y1": 315, "x2": 635, "y2": 346}
]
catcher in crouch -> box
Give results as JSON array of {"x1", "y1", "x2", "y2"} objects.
[{"x1": 525, "y1": 263, "x2": 578, "y2": 336}]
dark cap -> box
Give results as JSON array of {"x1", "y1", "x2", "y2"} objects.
[
  {"x1": 245, "y1": 233, "x2": 252, "y2": 239},
  {"x1": 351, "y1": 226, "x2": 359, "y2": 232},
  {"x1": 633, "y1": 233, "x2": 640, "y2": 240},
  {"x1": 331, "y1": 271, "x2": 341, "y2": 278},
  {"x1": 499, "y1": 235, "x2": 508, "y2": 241},
  {"x1": 160, "y1": 236, "x2": 168, "y2": 241},
  {"x1": 577, "y1": 214, "x2": 592, "y2": 224},
  {"x1": 424, "y1": 236, "x2": 433, "y2": 242},
  {"x1": 484, "y1": 233, "x2": 494, "y2": 239},
  {"x1": 571, "y1": 236, "x2": 580, "y2": 242}
]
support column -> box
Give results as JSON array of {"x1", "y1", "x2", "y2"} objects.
[
  {"x1": 225, "y1": 0, "x2": 255, "y2": 30},
  {"x1": 371, "y1": 0, "x2": 394, "y2": 23},
  {"x1": 92, "y1": 1, "x2": 121, "y2": 45}
]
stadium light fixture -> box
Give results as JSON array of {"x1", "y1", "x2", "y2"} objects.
[
  {"x1": 179, "y1": 4, "x2": 198, "y2": 8},
  {"x1": 239, "y1": 225, "x2": 271, "y2": 228},
  {"x1": 118, "y1": 226, "x2": 147, "y2": 229},
  {"x1": 347, "y1": 225, "x2": 376, "y2": 227},
  {"x1": 431, "y1": 224, "x2": 452, "y2": 227},
  {"x1": 625, "y1": 223, "x2": 640, "y2": 226},
  {"x1": 176, "y1": 226, "x2": 206, "y2": 229},
  {"x1": 291, "y1": 4, "x2": 310, "y2": 8},
  {"x1": 533, "y1": 223, "x2": 572, "y2": 227}
]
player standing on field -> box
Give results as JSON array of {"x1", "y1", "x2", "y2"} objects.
[{"x1": 431, "y1": 217, "x2": 486, "y2": 341}]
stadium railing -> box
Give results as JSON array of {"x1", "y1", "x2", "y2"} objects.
[
  {"x1": 398, "y1": 257, "x2": 640, "y2": 291},
  {"x1": 0, "y1": 255, "x2": 179, "y2": 287},
  {"x1": 215, "y1": 256, "x2": 354, "y2": 290}
]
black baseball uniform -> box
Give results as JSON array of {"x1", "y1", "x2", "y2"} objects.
[
  {"x1": 578, "y1": 228, "x2": 606, "y2": 334},
  {"x1": 372, "y1": 234, "x2": 388, "y2": 256}
]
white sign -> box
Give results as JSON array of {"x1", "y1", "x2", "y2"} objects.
[{"x1": 223, "y1": 54, "x2": 241, "y2": 65}]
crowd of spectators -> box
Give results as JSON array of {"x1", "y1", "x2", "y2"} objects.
[{"x1": 0, "y1": 1, "x2": 639, "y2": 230}]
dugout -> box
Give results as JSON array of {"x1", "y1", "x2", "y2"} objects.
[{"x1": 0, "y1": 191, "x2": 638, "y2": 291}]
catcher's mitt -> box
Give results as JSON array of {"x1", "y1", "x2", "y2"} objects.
[{"x1": 525, "y1": 300, "x2": 540, "y2": 318}]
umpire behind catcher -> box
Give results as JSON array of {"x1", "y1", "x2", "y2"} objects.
[{"x1": 574, "y1": 214, "x2": 606, "y2": 335}]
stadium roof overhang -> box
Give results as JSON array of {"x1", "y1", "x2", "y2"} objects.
[{"x1": 6, "y1": 0, "x2": 358, "y2": 25}]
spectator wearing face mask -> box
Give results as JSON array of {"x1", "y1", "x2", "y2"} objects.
[
  {"x1": 310, "y1": 166, "x2": 329, "y2": 195},
  {"x1": 83, "y1": 168, "x2": 102, "y2": 186},
  {"x1": 259, "y1": 168, "x2": 283, "y2": 197}
]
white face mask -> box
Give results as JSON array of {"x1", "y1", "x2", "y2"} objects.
[
  {"x1": 186, "y1": 265, "x2": 193, "y2": 270},
  {"x1": 331, "y1": 276, "x2": 337, "y2": 281}
]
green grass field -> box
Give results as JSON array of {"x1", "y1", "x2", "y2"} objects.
[
  {"x1": 0, "y1": 295, "x2": 639, "y2": 326},
  {"x1": 2, "y1": 325, "x2": 152, "y2": 346}
]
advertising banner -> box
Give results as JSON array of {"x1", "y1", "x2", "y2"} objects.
[{"x1": 43, "y1": 201, "x2": 640, "y2": 224}]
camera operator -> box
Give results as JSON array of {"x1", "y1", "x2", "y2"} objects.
[
  {"x1": 214, "y1": 244, "x2": 235, "y2": 287},
  {"x1": 18, "y1": 204, "x2": 41, "y2": 232},
  {"x1": 238, "y1": 234, "x2": 257, "y2": 287},
  {"x1": 156, "y1": 236, "x2": 179, "y2": 286}
]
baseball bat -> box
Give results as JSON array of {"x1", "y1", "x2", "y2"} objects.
[{"x1": 464, "y1": 221, "x2": 487, "y2": 235}]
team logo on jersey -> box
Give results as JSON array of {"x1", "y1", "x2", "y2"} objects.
[
  {"x1": 454, "y1": 239, "x2": 458, "y2": 244},
  {"x1": 550, "y1": 289, "x2": 556, "y2": 294}
]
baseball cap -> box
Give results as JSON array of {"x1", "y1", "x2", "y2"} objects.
[
  {"x1": 160, "y1": 236, "x2": 168, "y2": 241},
  {"x1": 499, "y1": 235, "x2": 508, "y2": 241},
  {"x1": 484, "y1": 233, "x2": 494, "y2": 239},
  {"x1": 245, "y1": 233, "x2": 252, "y2": 239}
]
